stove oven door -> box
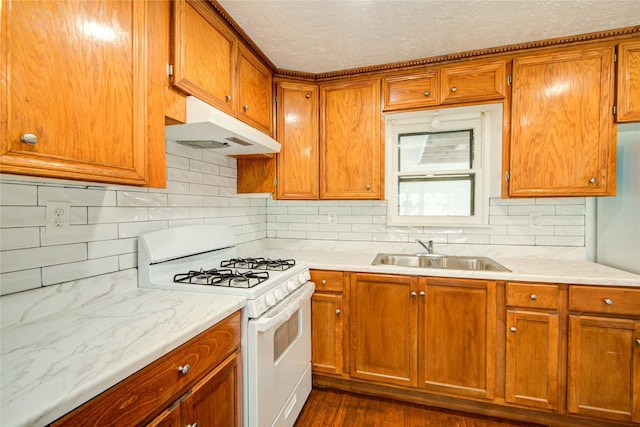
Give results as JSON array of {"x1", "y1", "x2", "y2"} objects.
[{"x1": 247, "y1": 282, "x2": 314, "y2": 427}]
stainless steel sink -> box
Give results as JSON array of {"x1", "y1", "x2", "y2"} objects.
[{"x1": 371, "y1": 253, "x2": 511, "y2": 272}]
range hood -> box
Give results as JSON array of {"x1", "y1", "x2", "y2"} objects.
[{"x1": 165, "y1": 96, "x2": 280, "y2": 156}]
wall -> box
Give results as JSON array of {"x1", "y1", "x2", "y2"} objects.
[
  {"x1": 0, "y1": 141, "x2": 266, "y2": 295},
  {"x1": 266, "y1": 197, "x2": 587, "y2": 246}
]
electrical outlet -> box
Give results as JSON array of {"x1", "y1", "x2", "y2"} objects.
[
  {"x1": 327, "y1": 213, "x2": 338, "y2": 224},
  {"x1": 528, "y1": 213, "x2": 543, "y2": 229},
  {"x1": 46, "y1": 202, "x2": 71, "y2": 233}
]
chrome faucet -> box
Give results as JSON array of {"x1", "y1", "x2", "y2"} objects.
[{"x1": 417, "y1": 239, "x2": 434, "y2": 254}]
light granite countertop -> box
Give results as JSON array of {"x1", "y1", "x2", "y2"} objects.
[
  {"x1": 241, "y1": 239, "x2": 640, "y2": 287},
  {"x1": 0, "y1": 269, "x2": 246, "y2": 427}
]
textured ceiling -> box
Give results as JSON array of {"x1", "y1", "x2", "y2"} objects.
[{"x1": 217, "y1": 0, "x2": 640, "y2": 74}]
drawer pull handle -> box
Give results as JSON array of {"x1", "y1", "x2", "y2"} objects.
[
  {"x1": 529, "y1": 294, "x2": 538, "y2": 301},
  {"x1": 636, "y1": 339, "x2": 640, "y2": 345},
  {"x1": 21, "y1": 133, "x2": 38, "y2": 145},
  {"x1": 411, "y1": 291, "x2": 417, "y2": 297},
  {"x1": 321, "y1": 279, "x2": 326, "y2": 285},
  {"x1": 335, "y1": 309, "x2": 341, "y2": 315},
  {"x1": 178, "y1": 364, "x2": 191, "y2": 375},
  {"x1": 187, "y1": 423, "x2": 198, "y2": 427},
  {"x1": 419, "y1": 291, "x2": 425, "y2": 296},
  {"x1": 423, "y1": 90, "x2": 430, "y2": 96},
  {"x1": 604, "y1": 298, "x2": 613, "y2": 305},
  {"x1": 510, "y1": 327, "x2": 517, "y2": 332},
  {"x1": 225, "y1": 94, "x2": 232, "y2": 102},
  {"x1": 451, "y1": 86, "x2": 458, "y2": 92}
]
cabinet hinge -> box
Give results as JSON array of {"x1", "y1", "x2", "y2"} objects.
[
  {"x1": 507, "y1": 75, "x2": 512, "y2": 85},
  {"x1": 613, "y1": 105, "x2": 617, "y2": 115},
  {"x1": 274, "y1": 178, "x2": 278, "y2": 187},
  {"x1": 274, "y1": 95, "x2": 278, "y2": 104},
  {"x1": 166, "y1": 63, "x2": 174, "y2": 78},
  {"x1": 505, "y1": 171, "x2": 510, "y2": 182},
  {"x1": 614, "y1": 53, "x2": 617, "y2": 63}
]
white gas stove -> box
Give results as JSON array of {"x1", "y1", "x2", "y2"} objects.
[{"x1": 138, "y1": 224, "x2": 313, "y2": 427}]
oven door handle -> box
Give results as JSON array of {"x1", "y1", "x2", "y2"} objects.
[{"x1": 253, "y1": 282, "x2": 315, "y2": 332}]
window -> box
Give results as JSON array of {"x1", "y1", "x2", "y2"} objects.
[{"x1": 385, "y1": 104, "x2": 501, "y2": 226}]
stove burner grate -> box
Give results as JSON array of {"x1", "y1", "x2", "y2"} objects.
[
  {"x1": 173, "y1": 268, "x2": 269, "y2": 288},
  {"x1": 220, "y1": 257, "x2": 295, "y2": 271}
]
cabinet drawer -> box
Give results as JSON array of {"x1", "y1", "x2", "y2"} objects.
[
  {"x1": 569, "y1": 286, "x2": 640, "y2": 316},
  {"x1": 52, "y1": 311, "x2": 241, "y2": 427},
  {"x1": 311, "y1": 270, "x2": 344, "y2": 292},
  {"x1": 382, "y1": 71, "x2": 440, "y2": 111},
  {"x1": 440, "y1": 61, "x2": 506, "y2": 104},
  {"x1": 506, "y1": 282, "x2": 558, "y2": 310}
]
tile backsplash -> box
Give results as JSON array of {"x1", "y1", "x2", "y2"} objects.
[{"x1": 0, "y1": 141, "x2": 587, "y2": 295}]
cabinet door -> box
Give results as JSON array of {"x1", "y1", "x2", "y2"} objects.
[
  {"x1": 350, "y1": 274, "x2": 418, "y2": 387},
  {"x1": 616, "y1": 40, "x2": 640, "y2": 122},
  {"x1": 568, "y1": 315, "x2": 640, "y2": 423},
  {"x1": 420, "y1": 278, "x2": 496, "y2": 400},
  {"x1": 172, "y1": 0, "x2": 236, "y2": 116},
  {"x1": 1, "y1": 0, "x2": 153, "y2": 186},
  {"x1": 237, "y1": 45, "x2": 273, "y2": 135},
  {"x1": 276, "y1": 81, "x2": 320, "y2": 199},
  {"x1": 440, "y1": 61, "x2": 506, "y2": 104},
  {"x1": 312, "y1": 293, "x2": 344, "y2": 375},
  {"x1": 320, "y1": 79, "x2": 382, "y2": 199},
  {"x1": 508, "y1": 46, "x2": 616, "y2": 197},
  {"x1": 181, "y1": 352, "x2": 241, "y2": 427},
  {"x1": 505, "y1": 311, "x2": 559, "y2": 410},
  {"x1": 382, "y1": 71, "x2": 440, "y2": 111},
  {"x1": 146, "y1": 401, "x2": 181, "y2": 427}
]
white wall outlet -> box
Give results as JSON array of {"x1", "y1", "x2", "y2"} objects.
[
  {"x1": 46, "y1": 202, "x2": 71, "y2": 233},
  {"x1": 327, "y1": 213, "x2": 338, "y2": 224},
  {"x1": 529, "y1": 213, "x2": 543, "y2": 229}
]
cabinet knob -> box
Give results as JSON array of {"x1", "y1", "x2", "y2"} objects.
[
  {"x1": 604, "y1": 298, "x2": 613, "y2": 305},
  {"x1": 187, "y1": 424, "x2": 198, "y2": 427},
  {"x1": 419, "y1": 291, "x2": 425, "y2": 296},
  {"x1": 335, "y1": 309, "x2": 341, "y2": 315},
  {"x1": 589, "y1": 177, "x2": 597, "y2": 184},
  {"x1": 20, "y1": 133, "x2": 38, "y2": 145},
  {"x1": 365, "y1": 184, "x2": 371, "y2": 190},
  {"x1": 305, "y1": 93, "x2": 311, "y2": 99},
  {"x1": 510, "y1": 326, "x2": 517, "y2": 332},
  {"x1": 411, "y1": 291, "x2": 417, "y2": 297},
  {"x1": 225, "y1": 94, "x2": 232, "y2": 102},
  {"x1": 636, "y1": 339, "x2": 640, "y2": 345},
  {"x1": 530, "y1": 294, "x2": 538, "y2": 301},
  {"x1": 321, "y1": 279, "x2": 326, "y2": 285},
  {"x1": 177, "y1": 364, "x2": 191, "y2": 375},
  {"x1": 423, "y1": 90, "x2": 430, "y2": 96},
  {"x1": 243, "y1": 105, "x2": 249, "y2": 112},
  {"x1": 450, "y1": 86, "x2": 458, "y2": 92}
]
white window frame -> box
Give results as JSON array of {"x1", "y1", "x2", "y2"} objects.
[{"x1": 385, "y1": 104, "x2": 501, "y2": 227}]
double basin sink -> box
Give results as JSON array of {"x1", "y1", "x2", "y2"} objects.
[{"x1": 371, "y1": 253, "x2": 511, "y2": 272}]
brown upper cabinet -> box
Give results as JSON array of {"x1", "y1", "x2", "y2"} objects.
[
  {"x1": 616, "y1": 40, "x2": 640, "y2": 122},
  {"x1": 320, "y1": 78, "x2": 383, "y2": 199},
  {"x1": 506, "y1": 45, "x2": 616, "y2": 197},
  {"x1": 382, "y1": 60, "x2": 506, "y2": 111},
  {"x1": 171, "y1": 0, "x2": 273, "y2": 135},
  {"x1": 1, "y1": 0, "x2": 165, "y2": 187}
]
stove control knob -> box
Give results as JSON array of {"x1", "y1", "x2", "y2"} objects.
[
  {"x1": 265, "y1": 293, "x2": 276, "y2": 307},
  {"x1": 274, "y1": 289, "x2": 284, "y2": 301},
  {"x1": 287, "y1": 279, "x2": 297, "y2": 292},
  {"x1": 297, "y1": 272, "x2": 307, "y2": 284}
]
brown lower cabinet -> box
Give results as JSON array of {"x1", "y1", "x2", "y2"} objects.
[
  {"x1": 311, "y1": 271, "x2": 640, "y2": 427},
  {"x1": 52, "y1": 311, "x2": 241, "y2": 427}
]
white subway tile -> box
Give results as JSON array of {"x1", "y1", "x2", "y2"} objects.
[
  {"x1": 70, "y1": 207, "x2": 88, "y2": 225},
  {"x1": 189, "y1": 183, "x2": 220, "y2": 196},
  {"x1": 267, "y1": 222, "x2": 288, "y2": 231},
  {"x1": 204, "y1": 196, "x2": 230, "y2": 207},
  {"x1": 305, "y1": 215, "x2": 328, "y2": 224},
  {"x1": 219, "y1": 166, "x2": 237, "y2": 178},
  {"x1": 203, "y1": 174, "x2": 230, "y2": 187},
  {"x1": 536, "y1": 236, "x2": 584, "y2": 246},
  {"x1": 119, "y1": 253, "x2": 137, "y2": 270},
  {"x1": 42, "y1": 256, "x2": 119, "y2": 286},
  {"x1": 318, "y1": 223, "x2": 352, "y2": 232},
  {"x1": 448, "y1": 234, "x2": 490, "y2": 244},
  {"x1": 170, "y1": 219, "x2": 204, "y2": 227},
  {"x1": 276, "y1": 215, "x2": 307, "y2": 223},
  {"x1": 543, "y1": 215, "x2": 584, "y2": 226},
  {"x1": 556, "y1": 204, "x2": 586, "y2": 215},
  {"x1": 536, "y1": 197, "x2": 585, "y2": 205},
  {"x1": 306, "y1": 231, "x2": 340, "y2": 240},
  {"x1": 508, "y1": 205, "x2": 555, "y2": 215},
  {"x1": 288, "y1": 206, "x2": 319, "y2": 215},
  {"x1": 166, "y1": 140, "x2": 203, "y2": 160},
  {"x1": 149, "y1": 207, "x2": 191, "y2": 221},
  {"x1": 117, "y1": 191, "x2": 167, "y2": 207},
  {"x1": 0, "y1": 269, "x2": 42, "y2": 295},
  {"x1": 88, "y1": 207, "x2": 149, "y2": 223},
  {"x1": 338, "y1": 232, "x2": 372, "y2": 241},
  {"x1": 490, "y1": 235, "x2": 536, "y2": 245},
  {"x1": 167, "y1": 168, "x2": 203, "y2": 184},
  {"x1": 352, "y1": 206, "x2": 386, "y2": 216},
  {"x1": 0, "y1": 227, "x2": 40, "y2": 250},
  {"x1": 489, "y1": 205, "x2": 509, "y2": 216},
  {"x1": 118, "y1": 221, "x2": 167, "y2": 238},
  {"x1": 40, "y1": 224, "x2": 118, "y2": 246},
  {"x1": 0, "y1": 183, "x2": 37, "y2": 205},
  {"x1": 88, "y1": 238, "x2": 137, "y2": 259},
  {"x1": 0, "y1": 206, "x2": 45, "y2": 227},
  {"x1": 168, "y1": 194, "x2": 203, "y2": 207},
  {"x1": 490, "y1": 198, "x2": 535, "y2": 206},
  {"x1": 386, "y1": 226, "x2": 424, "y2": 234},
  {"x1": 352, "y1": 223, "x2": 386, "y2": 233},
  {"x1": 38, "y1": 186, "x2": 117, "y2": 207},
  {"x1": 339, "y1": 215, "x2": 373, "y2": 224},
  {"x1": 277, "y1": 230, "x2": 307, "y2": 239},
  {"x1": 202, "y1": 150, "x2": 229, "y2": 166},
  {"x1": 289, "y1": 223, "x2": 319, "y2": 232},
  {"x1": 490, "y1": 215, "x2": 528, "y2": 226},
  {"x1": 165, "y1": 180, "x2": 191, "y2": 195},
  {"x1": 340, "y1": 200, "x2": 373, "y2": 207},
  {"x1": 165, "y1": 153, "x2": 190, "y2": 169},
  {"x1": 318, "y1": 206, "x2": 351, "y2": 215},
  {"x1": 554, "y1": 225, "x2": 585, "y2": 236},
  {"x1": 1, "y1": 244, "x2": 86, "y2": 273},
  {"x1": 188, "y1": 207, "x2": 218, "y2": 219},
  {"x1": 219, "y1": 186, "x2": 237, "y2": 197},
  {"x1": 508, "y1": 225, "x2": 554, "y2": 236},
  {"x1": 372, "y1": 232, "x2": 409, "y2": 242}
]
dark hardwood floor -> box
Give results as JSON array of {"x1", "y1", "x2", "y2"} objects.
[{"x1": 294, "y1": 388, "x2": 547, "y2": 427}]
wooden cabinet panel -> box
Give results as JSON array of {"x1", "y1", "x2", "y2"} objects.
[
  {"x1": 440, "y1": 61, "x2": 506, "y2": 104},
  {"x1": 350, "y1": 273, "x2": 417, "y2": 386},
  {"x1": 506, "y1": 282, "x2": 559, "y2": 310},
  {"x1": 172, "y1": 0, "x2": 236, "y2": 116},
  {"x1": 1, "y1": 0, "x2": 159, "y2": 186},
  {"x1": 568, "y1": 315, "x2": 640, "y2": 423},
  {"x1": 569, "y1": 285, "x2": 640, "y2": 316},
  {"x1": 505, "y1": 311, "x2": 559, "y2": 410},
  {"x1": 238, "y1": 45, "x2": 273, "y2": 135},
  {"x1": 320, "y1": 78, "x2": 382, "y2": 199},
  {"x1": 616, "y1": 40, "x2": 640, "y2": 122},
  {"x1": 276, "y1": 81, "x2": 319, "y2": 199},
  {"x1": 508, "y1": 46, "x2": 616, "y2": 197},
  {"x1": 312, "y1": 293, "x2": 344, "y2": 375},
  {"x1": 382, "y1": 71, "x2": 440, "y2": 111},
  {"x1": 53, "y1": 312, "x2": 241, "y2": 427},
  {"x1": 419, "y1": 278, "x2": 496, "y2": 400},
  {"x1": 147, "y1": 401, "x2": 181, "y2": 427}
]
